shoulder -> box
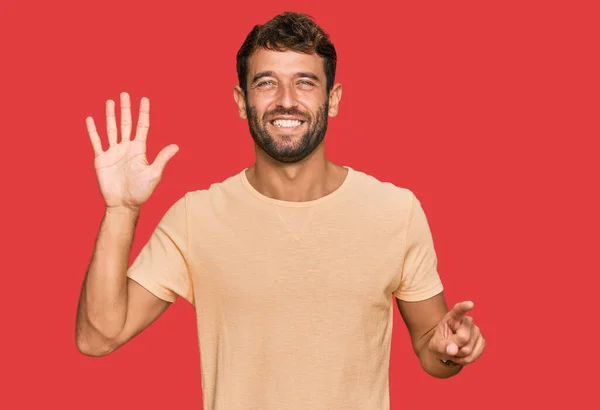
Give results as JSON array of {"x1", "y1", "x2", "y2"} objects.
[
  {"x1": 346, "y1": 166, "x2": 418, "y2": 213},
  {"x1": 182, "y1": 168, "x2": 247, "y2": 213}
]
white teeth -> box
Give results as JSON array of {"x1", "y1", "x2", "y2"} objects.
[{"x1": 272, "y1": 119, "x2": 302, "y2": 128}]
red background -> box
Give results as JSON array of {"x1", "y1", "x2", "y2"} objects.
[{"x1": 1, "y1": 0, "x2": 598, "y2": 408}]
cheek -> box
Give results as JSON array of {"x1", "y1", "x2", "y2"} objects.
[
  {"x1": 297, "y1": 92, "x2": 322, "y2": 106},
  {"x1": 249, "y1": 90, "x2": 276, "y2": 106},
  {"x1": 246, "y1": 102, "x2": 264, "y2": 120},
  {"x1": 303, "y1": 94, "x2": 328, "y2": 114},
  {"x1": 252, "y1": 104, "x2": 272, "y2": 121}
]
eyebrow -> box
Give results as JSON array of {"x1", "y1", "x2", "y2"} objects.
[{"x1": 251, "y1": 71, "x2": 321, "y2": 83}]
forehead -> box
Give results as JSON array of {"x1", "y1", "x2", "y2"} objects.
[{"x1": 248, "y1": 49, "x2": 325, "y2": 79}]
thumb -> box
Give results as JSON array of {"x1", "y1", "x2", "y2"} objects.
[
  {"x1": 444, "y1": 340, "x2": 459, "y2": 356},
  {"x1": 151, "y1": 144, "x2": 179, "y2": 175},
  {"x1": 430, "y1": 331, "x2": 459, "y2": 357}
]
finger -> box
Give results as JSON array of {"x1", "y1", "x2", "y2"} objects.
[
  {"x1": 445, "y1": 341, "x2": 459, "y2": 356},
  {"x1": 151, "y1": 144, "x2": 179, "y2": 176},
  {"x1": 448, "y1": 301, "x2": 474, "y2": 325},
  {"x1": 448, "y1": 320, "x2": 472, "y2": 351},
  {"x1": 454, "y1": 324, "x2": 480, "y2": 357},
  {"x1": 105, "y1": 99, "x2": 118, "y2": 147},
  {"x1": 120, "y1": 92, "x2": 132, "y2": 141},
  {"x1": 135, "y1": 97, "x2": 150, "y2": 142},
  {"x1": 86, "y1": 116, "x2": 103, "y2": 157},
  {"x1": 454, "y1": 335, "x2": 486, "y2": 365}
]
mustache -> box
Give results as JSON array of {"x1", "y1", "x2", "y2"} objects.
[{"x1": 264, "y1": 108, "x2": 310, "y2": 122}]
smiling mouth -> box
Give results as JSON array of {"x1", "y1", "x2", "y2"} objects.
[{"x1": 269, "y1": 119, "x2": 305, "y2": 128}]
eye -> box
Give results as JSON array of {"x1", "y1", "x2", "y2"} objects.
[
  {"x1": 298, "y1": 80, "x2": 315, "y2": 86},
  {"x1": 257, "y1": 80, "x2": 275, "y2": 87}
]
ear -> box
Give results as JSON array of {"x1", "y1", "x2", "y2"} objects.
[
  {"x1": 233, "y1": 85, "x2": 248, "y2": 119},
  {"x1": 327, "y1": 83, "x2": 343, "y2": 117}
]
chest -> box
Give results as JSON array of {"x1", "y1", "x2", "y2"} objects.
[{"x1": 188, "y1": 205, "x2": 405, "y2": 313}]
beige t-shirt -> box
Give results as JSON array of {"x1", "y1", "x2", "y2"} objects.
[{"x1": 127, "y1": 166, "x2": 443, "y2": 410}]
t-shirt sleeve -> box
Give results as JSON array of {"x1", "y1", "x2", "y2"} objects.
[
  {"x1": 393, "y1": 191, "x2": 444, "y2": 301},
  {"x1": 126, "y1": 194, "x2": 194, "y2": 305}
]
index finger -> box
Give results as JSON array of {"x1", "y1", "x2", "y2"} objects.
[{"x1": 448, "y1": 301, "x2": 474, "y2": 322}]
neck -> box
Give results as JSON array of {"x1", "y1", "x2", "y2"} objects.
[{"x1": 246, "y1": 143, "x2": 348, "y2": 202}]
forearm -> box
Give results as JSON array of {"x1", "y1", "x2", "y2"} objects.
[
  {"x1": 417, "y1": 331, "x2": 463, "y2": 379},
  {"x1": 76, "y1": 207, "x2": 139, "y2": 348}
]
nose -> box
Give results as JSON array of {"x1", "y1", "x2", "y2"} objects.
[{"x1": 275, "y1": 83, "x2": 298, "y2": 108}]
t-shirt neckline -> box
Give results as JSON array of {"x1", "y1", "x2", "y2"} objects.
[{"x1": 240, "y1": 166, "x2": 354, "y2": 208}]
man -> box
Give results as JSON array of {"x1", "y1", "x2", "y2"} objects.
[{"x1": 76, "y1": 11, "x2": 485, "y2": 410}]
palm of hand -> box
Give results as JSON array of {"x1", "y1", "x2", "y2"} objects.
[
  {"x1": 95, "y1": 139, "x2": 158, "y2": 208},
  {"x1": 86, "y1": 93, "x2": 178, "y2": 210}
]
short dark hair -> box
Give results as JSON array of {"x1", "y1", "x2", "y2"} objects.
[{"x1": 236, "y1": 11, "x2": 337, "y2": 94}]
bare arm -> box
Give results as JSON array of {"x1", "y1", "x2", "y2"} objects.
[
  {"x1": 396, "y1": 292, "x2": 462, "y2": 378},
  {"x1": 75, "y1": 92, "x2": 179, "y2": 356},
  {"x1": 75, "y1": 208, "x2": 170, "y2": 356}
]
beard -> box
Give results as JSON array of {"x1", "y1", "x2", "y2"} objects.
[{"x1": 246, "y1": 99, "x2": 329, "y2": 164}]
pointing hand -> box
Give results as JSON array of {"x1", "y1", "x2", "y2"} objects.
[{"x1": 428, "y1": 301, "x2": 486, "y2": 366}]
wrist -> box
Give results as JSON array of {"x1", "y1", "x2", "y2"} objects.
[{"x1": 105, "y1": 205, "x2": 140, "y2": 216}]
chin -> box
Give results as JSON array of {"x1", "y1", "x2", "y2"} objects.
[{"x1": 268, "y1": 152, "x2": 311, "y2": 164}]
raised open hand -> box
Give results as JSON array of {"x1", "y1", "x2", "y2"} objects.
[{"x1": 86, "y1": 92, "x2": 179, "y2": 211}]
